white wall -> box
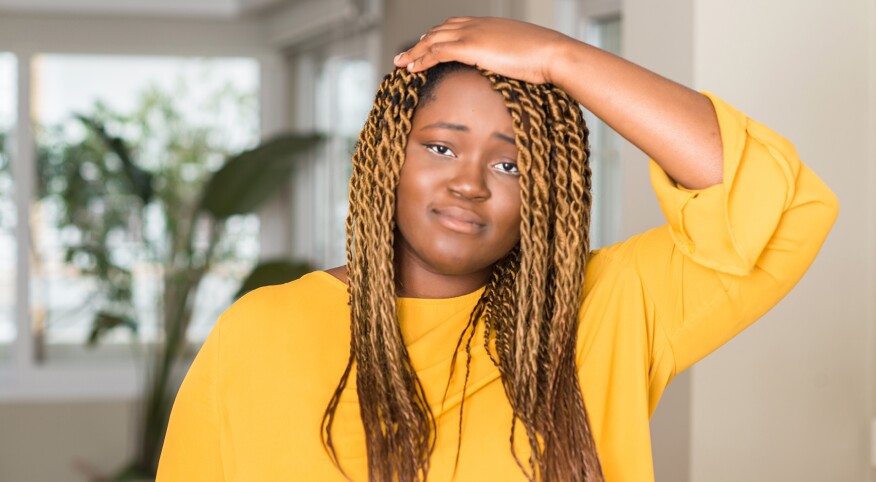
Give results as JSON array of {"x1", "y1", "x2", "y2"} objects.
[
  {"x1": 619, "y1": 0, "x2": 875, "y2": 480},
  {"x1": 0, "y1": 11, "x2": 269, "y2": 55},
  {"x1": 380, "y1": 0, "x2": 498, "y2": 70},
  {"x1": 688, "y1": 0, "x2": 874, "y2": 480},
  {"x1": 619, "y1": 1, "x2": 695, "y2": 480},
  {"x1": 0, "y1": 400, "x2": 135, "y2": 482},
  {"x1": 619, "y1": 0, "x2": 874, "y2": 480}
]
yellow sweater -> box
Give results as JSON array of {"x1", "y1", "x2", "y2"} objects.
[{"x1": 157, "y1": 94, "x2": 838, "y2": 481}]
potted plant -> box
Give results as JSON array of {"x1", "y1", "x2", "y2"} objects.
[{"x1": 34, "y1": 88, "x2": 321, "y2": 480}]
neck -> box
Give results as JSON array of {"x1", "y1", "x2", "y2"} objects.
[{"x1": 394, "y1": 247, "x2": 490, "y2": 299}]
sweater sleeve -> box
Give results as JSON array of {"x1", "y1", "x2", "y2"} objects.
[
  {"x1": 156, "y1": 316, "x2": 226, "y2": 481},
  {"x1": 603, "y1": 93, "x2": 839, "y2": 386}
]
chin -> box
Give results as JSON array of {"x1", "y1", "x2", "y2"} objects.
[
  {"x1": 423, "y1": 249, "x2": 495, "y2": 277},
  {"x1": 427, "y1": 259, "x2": 482, "y2": 276}
]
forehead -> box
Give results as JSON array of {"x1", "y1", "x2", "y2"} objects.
[{"x1": 412, "y1": 70, "x2": 513, "y2": 131}]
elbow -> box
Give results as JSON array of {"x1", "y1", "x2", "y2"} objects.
[
  {"x1": 809, "y1": 172, "x2": 840, "y2": 232},
  {"x1": 823, "y1": 186, "x2": 840, "y2": 224}
]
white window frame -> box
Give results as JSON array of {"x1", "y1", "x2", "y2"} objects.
[
  {"x1": 0, "y1": 48, "x2": 144, "y2": 401},
  {"x1": 581, "y1": 14, "x2": 623, "y2": 250},
  {"x1": 554, "y1": 0, "x2": 624, "y2": 249},
  {"x1": 0, "y1": 0, "x2": 381, "y2": 400},
  {"x1": 289, "y1": 28, "x2": 381, "y2": 270},
  {"x1": 0, "y1": 47, "x2": 282, "y2": 402}
]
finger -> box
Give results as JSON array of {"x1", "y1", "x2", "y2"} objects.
[
  {"x1": 420, "y1": 16, "x2": 469, "y2": 37},
  {"x1": 404, "y1": 53, "x2": 439, "y2": 73},
  {"x1": 404, "y1": 40, "x2": 466, "y2": 73},
  {"x1": 443, "y1": 16, "x2": 474, "y2": 24},
  {"x1": 394, "y1": 29, "x2": 461, "y2": 66},
  {"x1": 428, "y1": 21, "x2": 467, "y2": 33}
]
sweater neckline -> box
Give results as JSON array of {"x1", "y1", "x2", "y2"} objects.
[
  {"x1": 309, "y1": 270, "x2": 500, "y2": 422},
  {"x1": 313, "y1": 270, "x2": 486, "y2": 306}
]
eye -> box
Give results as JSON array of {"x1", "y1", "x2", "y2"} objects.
[
  {"x1": 494, "y1": 161, "x2": 520, "y2": 176},
  {"x1": 424, "y1": 144, "x2": 455, "y2": 157}
]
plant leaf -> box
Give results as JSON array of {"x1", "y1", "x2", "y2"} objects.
[
  {"x1": 76, "y1": 114, "x2": 155, "y2": 204},
  {"x1": 111, "y1": 460, "x2": 155, "y2": 480},
  {"x1": 86, "y1": 311, "x2": 138, "y2": 347},
  {"x1": 235, "y1": 259, "x2": 311, "y2": 299},
  {"x1": 200, "y1": 133, "x2": 321, "y2": 219}
]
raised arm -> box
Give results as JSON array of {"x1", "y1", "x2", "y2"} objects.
[
  {"x1": 396, "y1": 15, "x2": 840, "y2": 386},
  {"x1": 393, "y1": 16, "x2": 723, "y2": 190}
]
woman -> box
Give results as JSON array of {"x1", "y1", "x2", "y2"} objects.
[{"x1": 157, "y1": 17, "x2": 838, "y2": 482}]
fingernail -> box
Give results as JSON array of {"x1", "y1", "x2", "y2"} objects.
[
  {"x1": 393, "y1": 53, "x2": 401, "y2": 62},
  {"x1": 419, "y1": 34, "x2": 425, "y2": 40},
  {"x1": 407, "y1": 62, "x2": 414, "y2": 70}
]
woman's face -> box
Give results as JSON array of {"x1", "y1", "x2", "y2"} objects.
[{"x1": 395, "y1": 70, "x2": 522, "y2": 280}]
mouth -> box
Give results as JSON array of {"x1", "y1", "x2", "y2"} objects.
[{"x1": 432, "y1": 206, "x2": 486, "y2": 235}]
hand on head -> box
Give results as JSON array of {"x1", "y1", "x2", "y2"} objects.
[{"x1": 392, "y1": 16, "x2": 572, "y2": 85}]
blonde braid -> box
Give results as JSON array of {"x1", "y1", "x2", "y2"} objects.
[{"x1": 322, "y1": 63, "x2": 604, "y2": 482}]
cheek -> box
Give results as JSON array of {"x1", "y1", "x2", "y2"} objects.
[
  {"x1": 394, "y1": 165, "x2": 429, "y2": 229},
  {"x1": 493, "y1": 185, "x2": 523, "y2": 237},
  {"x1": 394, "y1": 183, "x2": 415, "y2": 229},
  {"x1": 397, "y1": 150, "x2": 434, "y2": 193},
  {"x1": 482, "y1": 201, "x2": 521, "y2": 264}
]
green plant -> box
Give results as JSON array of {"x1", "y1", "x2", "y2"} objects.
[{"x1": 35, "y1": 86, "x2": 320, "y2": 478}]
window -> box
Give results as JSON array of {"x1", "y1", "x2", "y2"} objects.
[
  {"x1": 584, "y1": 15, "x2": 623, "y2": 249},
  {"x1": 0, "y1": 53, "x2": 16, "y2": 363},
  {"x1": 314, "y1": 56, "x2": 374, "y2": 268},
  {"x1": 30, "y1": 55, "x2": 260, "y2": 361},
  {"x1": 552, "y1": 0, "x2": 624, "y2": 249},
  {"x1": 0, "y1": 53, "x2": 262, "y2": 398},
  {"x1": 290, "y1": 33, "x2": 377, "y2": 269}
]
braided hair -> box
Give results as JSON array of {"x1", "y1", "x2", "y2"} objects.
[{"x1": 321, "y1": 62, "x2": 604, "y2": 482}]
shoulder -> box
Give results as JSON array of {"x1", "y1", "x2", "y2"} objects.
[
  {"x1": 323, "y1": 265, "x2": 347, "y2": 284},
  {"x1": 215, "y1": 270, "x2": 349, "y2": 342},
  {"x1": 584, "y1": 226, "x2": 672, "y2": 296},
  {"x1": 205, "y1": 271, "x2": 352, "y2": 398}
]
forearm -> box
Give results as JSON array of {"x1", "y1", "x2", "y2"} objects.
[
  {"x1": 395, "y1": 17, "x2": 723, "y2": 189},
  {"x1": 548, "y1": 38, "x2": 723, "y2": 190}
]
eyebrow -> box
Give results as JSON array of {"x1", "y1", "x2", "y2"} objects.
[{"x1": 422, "y1": 122, "x2": 516, "y2": 146}]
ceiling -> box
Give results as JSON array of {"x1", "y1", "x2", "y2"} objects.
[{"x1": 0, "y1": 0, "x2": 297, "y2": 18}]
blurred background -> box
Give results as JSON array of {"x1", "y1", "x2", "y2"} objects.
[{"x1": 0, "y1": 0, "x2": 872, "y2": 481}]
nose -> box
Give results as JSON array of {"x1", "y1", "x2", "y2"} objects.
[{"x1": 447, "y1": 160, "x2": 490, "y2": 201}]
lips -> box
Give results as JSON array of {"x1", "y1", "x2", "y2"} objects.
[{"x1": 432, "y1": 205, "x2": 486, "y2": 234}]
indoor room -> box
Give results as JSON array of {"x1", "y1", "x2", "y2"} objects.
[{"x1": 0, "y1": 0, "x2": 873, "y2": 480}]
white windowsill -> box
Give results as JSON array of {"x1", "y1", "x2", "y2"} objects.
[{"x1": 0, "y1": 363, "x2": 142, "y2": 402}]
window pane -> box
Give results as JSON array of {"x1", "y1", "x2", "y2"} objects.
[
  {"x1": 312, "y1": 55, "x2": 372, "y2": 268},
  {"x1": 585, "y1": 17, "x2": 623, "y2": 250},
  {"x1": 0, "y1": 53, "x2": 16, "y2": 363},
  {"x1": 31, "y1": 55, "x2": 260, "y2": 362}
]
